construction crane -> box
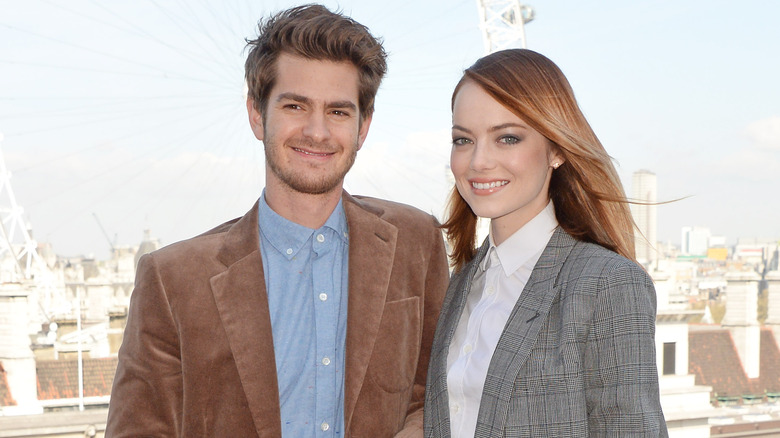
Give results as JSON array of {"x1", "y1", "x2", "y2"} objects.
[{"x1": 92, "y1": 212, "x2": 116, "y2": 253}]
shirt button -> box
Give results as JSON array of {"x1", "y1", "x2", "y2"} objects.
[
  {"x1": 486, "y1": 286, "x2": 495, "y2": 296},
  {"x1": 451, "y1": 403, "x2": 460, "y2": 414},
  {"x1": 319, "y1": 293, "x2": 328, "y2": 301},
  {"x1": 463, "y1": 344, "x2": 473, "y2": 354},
  {"x1": 316, "y1": 234, "x2": 325, "y2": 243},
  {"x1": 285, "y1": 248, "x2": 293, "y2": 255},
  {"x1": 321, "y1": 422, "x2": 330, "y2": 431},
  {"x1": 322, "y1": 357, "x2": 331, "y2": 366}
]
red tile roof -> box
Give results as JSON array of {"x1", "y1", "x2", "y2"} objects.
[
  {"x1": 758, "y1": 329, "x2": 780, "y2": 395},
  {"x1": 36, "y1": 357, "x2": 117, "y2": 400},
  {"x1": 0, "y1": 362, "x2": 17, "y2": 406},
  {"x1": 689, "y1": 326, "x2": 780, "y2": 403}
]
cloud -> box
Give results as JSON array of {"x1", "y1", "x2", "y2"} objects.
[
  {"x1": 346, "y1": 130, "x2": 451, "y2": 218},
  {"x1": 714, "y1": 147, "x2": 780, "y2": 181},
  {"x1": 708, "y1": 116, "x2": 780, "y2": 182},
  {"x1": 745, "y1": 116, "x2": 780, "y2": 150}
]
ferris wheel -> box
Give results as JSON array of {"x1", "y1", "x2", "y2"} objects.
[{"x1": 476, "y1": 0, "x2": 535, "y2": 53}]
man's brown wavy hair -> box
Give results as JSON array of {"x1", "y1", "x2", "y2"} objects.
[{"x1": 244, "y1": 4, "x2": 387, "y2": 122}]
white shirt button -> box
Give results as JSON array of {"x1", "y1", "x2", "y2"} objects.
[
  {"x1": 486, "y1": 286, "x2": 495, "y2": 296},
  {"x1": 316, "y1": 234, "x2": 325, "y2": 243},
  {"x1": 343, "y1": 231, "x2": 348, "y2": 238},
  {"x1": 451, "y1": 403, "x2": 461, "y2": 414},
  {"x1": 463, "y1": 343, "x2": 473, "y2": 354},
  {"x1": 322, "y1": 357, "x2": 331, "y2": 366},
  {"x1": 319, "y1": 293, "x2": 328, "y2": 301},
  {"x1": 285, "y1": 248, "x2": 293, "y2": 255},
  {"x1": 321, "y1": 422, "x2": 330, "y2": 431}
]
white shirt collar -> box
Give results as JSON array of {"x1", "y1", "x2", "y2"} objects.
[{"x1": 480, "y1": 201, "x2": 559, "y2": 276}]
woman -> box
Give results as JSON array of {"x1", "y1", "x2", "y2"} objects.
[{"x1": 424, "y1": 49, "x2": 668, "y2": 437}]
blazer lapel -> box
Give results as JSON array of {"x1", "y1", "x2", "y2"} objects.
[
  {"x1": 432, "y1": 239, "x2": 491, "y2": 368},
  {"x1": 210, "y1": 201, "x2": 282, "y2": 437},
  {"x1": 426, "y1": 239, "x2": 490, "y2": 437},
  {"x1": 341, "y1": 193, "x2": 398, "y2": 431},
  {"x1": 474, "y1": 227, "x2": 577, "y2": 436}
]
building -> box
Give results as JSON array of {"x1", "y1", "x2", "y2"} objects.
[
  {"x1": 0, "y1": 230, "x2": 157, "y2": 437},
  {"x1": 652, "y1": 269, "x2": 716, "y2": 437},
  {"x1": 682, "y1": 226, "x2": 713, "y2": 256},
  {"x1": 631, "y1": 169, "x2": 658, "y2": 268}
]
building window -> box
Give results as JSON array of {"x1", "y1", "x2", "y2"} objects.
[{"x1": 663, "y1": 342, "x2": 676, "y2": 375}]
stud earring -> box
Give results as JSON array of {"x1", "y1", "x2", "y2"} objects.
[{"x1": 552, "y1": 162, "x2": 560, "y2": 169}]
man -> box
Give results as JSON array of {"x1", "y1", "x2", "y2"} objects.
[{"x1": 106, "y1": 5, "x2": 449, "y2": 437}]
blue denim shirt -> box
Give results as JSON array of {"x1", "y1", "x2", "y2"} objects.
[{"x1": 258, "y1": 192, "x2": 349, "y2": 436}]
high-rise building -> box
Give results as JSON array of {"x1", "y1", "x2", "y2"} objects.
[
  {"x1": 631, "y1": 170, "x2": 657, "y2": 268},
  {"x1": 681, "y1": 226, "x2": 711, "y2": 256}
]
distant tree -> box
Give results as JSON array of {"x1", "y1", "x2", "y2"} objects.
[
  {"x1": 710, "y1": 302, "x2": 726, "y2": 325},
  {"x1": 758, "y1": 287, "x2": 768, "y2": 325},
  {"x1": 689, "y1": 300, "x2": 706, "y2": 324}
]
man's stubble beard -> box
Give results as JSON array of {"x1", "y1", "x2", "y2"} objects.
[{"x1": 265, "y1": 137, "x2": 359, "y2": 195}]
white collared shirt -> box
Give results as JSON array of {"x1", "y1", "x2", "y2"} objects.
[{"x1": 446, "y1": 202, "x2": 558, "y2": 438}]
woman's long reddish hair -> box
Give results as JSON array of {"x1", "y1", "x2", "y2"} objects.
[{"x1": 443, "y1": 49, "x2": 637, "y2": 272}]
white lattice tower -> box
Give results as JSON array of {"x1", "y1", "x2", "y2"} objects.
[
  {"x1": 0, "y1": 134, "x2": 62, "y2": 321},
  {"x1": 476, "y1": 0, "x2": 535, "y2": 54},
  {"x1": 0, "y1": 134, "x2": 38, "y2": 279}
]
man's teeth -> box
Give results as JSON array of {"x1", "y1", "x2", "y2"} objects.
[
  {"x1": 294, "y1": 148, "x2": 329, "y2": 156},
  {"x1": 472, "y1": 181, "x2": 508, "y2": 190}
]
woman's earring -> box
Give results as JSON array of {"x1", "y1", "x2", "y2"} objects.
[{"x1": 552, "y1": 162, "x2": 560, "y2": 169}]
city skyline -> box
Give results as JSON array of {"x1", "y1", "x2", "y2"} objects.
[{"x1": 1, "y1": 1, "x2": 778, "y2": 259}]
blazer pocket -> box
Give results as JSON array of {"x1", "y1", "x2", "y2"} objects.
[{"x1": 366, "y1": 296, "x2": 421, "y2": 393}]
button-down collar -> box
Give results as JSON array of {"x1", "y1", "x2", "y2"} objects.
[
  {"x1": 258, "y1": 191, "x2": 348, "y2": 260},
  {"x1": 480, "y1": 201, "x2": 558, "y2": 276}
]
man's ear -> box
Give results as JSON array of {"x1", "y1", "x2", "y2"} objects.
[
  {"x1": 356, "y1": 114, "x2": 372, "y2": 151},
  {"x1": 247, "y1": 98, "x2": 264, "y2": 141}
]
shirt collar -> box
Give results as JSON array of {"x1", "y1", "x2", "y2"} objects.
[
  {"x1": 258, "y1": 191, "x2": 348, "y2": 260},
  {"x1": 321, "y1": 197, "x2": 349, "y2": 244},
  {"x1": 481, "y1": 201, "x2": 558, "y2": 276}
]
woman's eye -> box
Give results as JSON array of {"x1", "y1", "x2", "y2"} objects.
[
  {"x1": 499, "y1": 135, "x2": 520, "y2": 145},
  {"x1": 452, "y1": 137, "x2": 471, "y2": 146}
]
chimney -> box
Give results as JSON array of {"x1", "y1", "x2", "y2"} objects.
[
  {"x1": 0, "y1": 284, "x2": 42, "y2": 414},
  {"x1": 766, "y1": 270, "x2": 780, "y2": 351},
  {"x1": 721, "y1": 271, "x2": 761, "y2": 378},
  {"x1": 766, "y1": 270, "x2": 780, "y2": 325}
]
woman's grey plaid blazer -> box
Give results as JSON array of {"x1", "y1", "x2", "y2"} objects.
[{"x1": 424, "y1": 228, "x2": 668, "y2": 437}]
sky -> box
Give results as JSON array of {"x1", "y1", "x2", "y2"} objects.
[{"x1": 1, "y1": 0, "x2": 779, "y2": 260}]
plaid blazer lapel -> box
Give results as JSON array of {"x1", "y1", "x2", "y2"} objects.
[
  {"x1": 473, "y1": 228, "x2": 576, "y2": 437},
  {"x1": 424, "y1": 238, "x2": 490, "y2": 437}
]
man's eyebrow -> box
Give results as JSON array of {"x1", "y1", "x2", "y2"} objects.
[
  {"x1": 328, "y1": 100, "x2": 357, "y2": 111},
  {"x1": 276, "y1": 93, "x2": 357, "y2": 112},
  {"x1": 276, "y1": 92, "x2": 311, "y2": 104}
]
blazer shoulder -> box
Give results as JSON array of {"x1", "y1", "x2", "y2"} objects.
[
  {"x1": 144, "y1": 215, "x2": 240, "y2": 264},
  {"x1": 351, "y1": 195, "x2": 440, "y2": 228},
  {"x1": 557, "y1": 238, "x2": 657, "y2": 315},
  {"x1": 564, "y1": 239, "x2": 651, "y2": 284}
]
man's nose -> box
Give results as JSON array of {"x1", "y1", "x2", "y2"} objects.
[{"x1": 302, "y1": 112, "x2": 331, "y2": 143}]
